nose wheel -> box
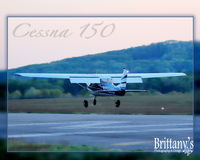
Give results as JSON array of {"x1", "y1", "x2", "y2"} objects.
[
  {"x1": 93, "y1": 96, "x2": 97, "y2": 105},
  {"x1": 115, "y1": 100, "x2": 120, "y2": 108},
  {"x1": 93, "y1": 99, "x2": 96, "y2": 105}
]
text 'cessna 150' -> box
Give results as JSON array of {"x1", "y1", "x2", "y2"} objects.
[{"x1": 15, "y1": 68, "x2": 186, "y2": 108}]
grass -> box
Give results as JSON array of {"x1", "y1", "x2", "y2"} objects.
[
  {"x1": 8, "y1": 139, "x2": 118, "y2": 152},
  {"x1": 8, "y1": 92, "x2": 192, "y2": 114},
  {"x1": 2, "y1": 139, "x2": 200, "y2": 159},
  {"x1": 2, "y1": 139, "x2": 200, "y2": 160}
]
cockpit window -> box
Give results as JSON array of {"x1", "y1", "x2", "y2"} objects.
[{"x1": 100, "y1": 78, "x2": 113, "y2": 84}]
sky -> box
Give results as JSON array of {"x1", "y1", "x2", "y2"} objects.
[
  {"x1": 8, "y1": 17, "x2": 193, "y2": 69},
  {"x1": 0, "y1": 0, "x2": 200, "y2": 70}
]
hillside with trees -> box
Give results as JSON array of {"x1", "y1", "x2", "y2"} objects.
[{"x1": 8, "y1": 40, "x2": 193, "y2": 98}]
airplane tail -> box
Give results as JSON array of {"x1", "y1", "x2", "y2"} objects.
[{"x1": 119, "y1": 67, "x2": 127, "y2": 90}]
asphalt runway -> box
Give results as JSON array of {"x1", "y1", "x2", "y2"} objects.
[{"x1": 8, "y1": 113, "x2": 193, "y2": 151}]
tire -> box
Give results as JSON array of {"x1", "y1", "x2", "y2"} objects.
[
  {"x1": 84, "y1": 100, "x2": 88, "y2": 108},
  {"x1": 115, "y1": 100, "x2": 120, "y2": 108},
  {"x1": 93, "y1": 99, "x2": 96, "y2": 105}
]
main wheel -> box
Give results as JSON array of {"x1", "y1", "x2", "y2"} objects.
[
  {"x1": 115, "y1": 100, "x2": 120, "y2": 108},
  {"x1": 83, "y1": 100, "x2": 88, "y2": 108},
  {"x1": 93, "y1": 99, "x2": 96, "y2": 105}
]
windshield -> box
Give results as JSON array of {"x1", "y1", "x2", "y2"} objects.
[{"x1": 100, "y1": 78, "x2": 113, "y2": 84}]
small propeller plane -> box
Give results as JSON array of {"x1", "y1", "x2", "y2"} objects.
[{"x1": 15, "y1": 68, "x2": 186, "y2": 108}]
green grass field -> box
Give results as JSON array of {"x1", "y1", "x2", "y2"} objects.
[
  {"x1": 8, "y1": 139, "x2": 118, "y2": 152},
  {"x1": 8, "y1": 92, "x2": 192, "y2": 114},
  {"x1": 3, "y1": 139, "x2": 200, "y2": 160}
]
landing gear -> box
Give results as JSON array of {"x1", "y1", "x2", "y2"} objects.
[
  {"x1": 115, "y1": 100, "x2": 120, "y2": 108},
  {"x1": 93, "y1": 96, "x2": 97, "y2": 105},
  {"x1": 83, "y1": 98, "x2": 120, "y2": 108},
  {"x1": 83, "y1": 100, "x2": 88, "y2": 108},
  {"x1": 83, "y1": 97, "x2": 96, "y2": 108},
  {"x1": 93, "y1": 99, "x2": 96, "y2": 105}
]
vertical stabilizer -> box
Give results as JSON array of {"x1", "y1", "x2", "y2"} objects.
[{"x1": 119, "y1": 67, "x2": 127, "y2": 90}]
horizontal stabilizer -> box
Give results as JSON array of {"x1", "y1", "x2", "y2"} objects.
[{"x1": 125, "y1": 90, "x2": 147, "y2": 92}]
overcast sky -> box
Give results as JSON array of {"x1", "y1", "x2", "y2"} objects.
[{"x1": 0, "y1": 0, "x2": 199, "y2": 70}]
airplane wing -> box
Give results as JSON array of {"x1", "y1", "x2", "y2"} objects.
[
  {"x1": 15, "y1": 72, "x2": 186, "y2": 84},
  {"x1": 111, "y1": 73, "x2": 186, "y2": 83}
]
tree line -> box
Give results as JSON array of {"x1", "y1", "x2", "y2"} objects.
[{"x1": 8, "y1": 73, "x2": 192, "y2": 99}]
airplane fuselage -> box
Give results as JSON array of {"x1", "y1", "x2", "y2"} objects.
[{"x1": 87, "y1": 83, "x2": 125, "y2": 96}]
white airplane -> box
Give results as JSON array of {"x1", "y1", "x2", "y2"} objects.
[{"x1": 15, "y1": 68, "x2": 186, "y2": 108}]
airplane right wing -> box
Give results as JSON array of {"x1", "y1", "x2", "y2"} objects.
[{"x1": 15, "y1": 73, "x2": 71, "y2": 79}]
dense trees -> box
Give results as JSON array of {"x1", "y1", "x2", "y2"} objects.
[{"x1": 8, "y1": 74, "x2": 192, "y2": 99}]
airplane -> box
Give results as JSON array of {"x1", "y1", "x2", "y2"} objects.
[{"x1": 15, "y1": 67, "x2": 186, "y2": 108}]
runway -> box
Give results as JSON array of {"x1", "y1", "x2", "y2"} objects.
[{"x1": 8, "y1": 113, "x2": 193, "y2": 151}]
